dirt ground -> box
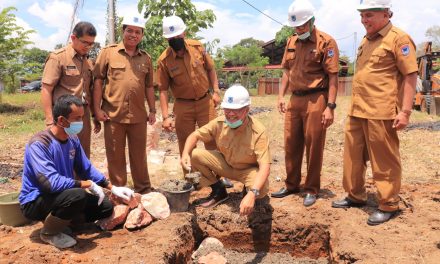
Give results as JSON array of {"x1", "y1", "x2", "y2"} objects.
[{"x1": 0, "y1": 96, "x2": 440, "y2": 263}]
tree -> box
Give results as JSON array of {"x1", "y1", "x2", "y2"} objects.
[
  {"x1": 136, "y1": 0, "x2": 216, "y2": 63},
  {"x1": 425, "y1": 25, "x2": 440, "y2": 50},
  {"x1": 0, "y1": 7, "x2": 35, "y2": 93},
  {"x1": 275, "y1": 26, "x2": 295, "y2": 46},
  {"x1": 222, "y1": 38, "x2": 269, "y2": 68},
  {"x1": 21, "y1": 47, "x2": 49, "y2": 81}
]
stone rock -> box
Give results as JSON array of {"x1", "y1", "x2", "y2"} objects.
[
  {"x1": 192, "y1": 237, "x2": 224, "y2": 260},
  {"x1": 198, "y1": 252, "x2": 227, "y2": 264},
  {"x1": 141, "y1": 192, "x2": 170, "y2": 220},
  {"x1": 124, "y1": 206, "x2": 153, "y2": 230},
  {"x1": 96, "y1": 204, "x2": 129, "y2": 231}
]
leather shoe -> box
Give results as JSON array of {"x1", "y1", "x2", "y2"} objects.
[
  {"x1": 271, "y1": 187, "x2": 299, "y2": 198},
  {"x1": 367, "y1": 209, "x2": 398, "y2": 226},
  {"x1": 221, "y1": 178, "x2": 234, "y2": 188},
  {"x1": 331, "y1": 197, "x2": 366, "y2": 208},
  {"x1": 303, "y1": 193, "x2": 317, "y2": 207},
  {"x1": 199, "y1": 192, "x2": 229, "y2": 208}
]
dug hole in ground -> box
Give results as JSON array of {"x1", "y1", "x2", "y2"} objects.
[{"x1": 0, "y1": 97, "x2": 440, "y2": 263}]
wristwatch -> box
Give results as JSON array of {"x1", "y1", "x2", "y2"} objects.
[
  {"x1": 327, "y1": 102, "x2": 337, "y2": 110},
  {"x1": 250, "y1": 188, "x2": 260, "y2": 196}
]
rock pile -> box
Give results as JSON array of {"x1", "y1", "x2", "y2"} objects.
[{"x1": 96, "y1": 192, "x2": 170, "y2": 231}]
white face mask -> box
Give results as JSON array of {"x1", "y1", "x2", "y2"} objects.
[{"x1": 298, "y1": 31, "x2": 311, "y2": 40}]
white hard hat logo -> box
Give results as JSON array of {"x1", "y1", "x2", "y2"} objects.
[
  {"x1": 169, "y1": 26, "x2": 174, "y2": 32},
  {"x1": 133, "y1": 17, "x2": 139, "y2": 23},
  {"x1": 228, "y1": 97, "x2": 233, "y2": 103},
  {"x1": 291, "y1": 15, "x2": 296, "y2": 22}
]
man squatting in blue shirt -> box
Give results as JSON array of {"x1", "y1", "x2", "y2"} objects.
[{"x1": 19, "y1": 94, "x2": 134, "y2": 249}]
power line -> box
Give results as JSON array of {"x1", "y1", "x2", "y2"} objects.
[
  {"x1": 240, "y1": 0, "x2": 284, "y2": 26},
  {"x1": 335, "y1": 33, "x2": 355, "y2": 41}
]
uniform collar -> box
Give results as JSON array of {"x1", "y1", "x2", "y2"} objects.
[
  {"x1": 118, "y1": 41, "x2": 142, "y2": 56},
  {"x1": 67, "y1": 44, "x2": 84, "y2": 60},
  {"x1": 366, "y1": 22, "x2": 392, "y2": 40},
  {"x1": 309, "y1": 27, "x2": 318, "y2": 43}
]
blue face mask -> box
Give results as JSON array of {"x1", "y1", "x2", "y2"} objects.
[
  {"x1": 225, "y1": 119, "x2": 243, "y2": 129},
  {"x1": 64, "y1": 121, "x2": 83, "y2": 135}
]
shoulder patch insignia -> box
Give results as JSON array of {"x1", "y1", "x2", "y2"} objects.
[
  {"x1": 401, "y1": 44, "x2": 410, "y2": 56},
  {"x1": 327, "y1": 48, "x2": 334, "y2": 58}
]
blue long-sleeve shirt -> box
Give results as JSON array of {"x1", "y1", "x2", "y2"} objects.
[{"x1": 19, "y1": 130, "x2": 107, "y2": 205}]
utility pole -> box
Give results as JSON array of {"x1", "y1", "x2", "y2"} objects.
[{"x1": 108, "y1": 0, "x2": 116, "y2": 44}]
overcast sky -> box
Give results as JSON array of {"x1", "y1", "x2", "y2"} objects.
[{"x1": 1, "y1": 0, "x2": 439, "y2": 60}]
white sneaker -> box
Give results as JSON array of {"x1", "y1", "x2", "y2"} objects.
[{"x1": 40, "y1": 232, "x2": 77, "y2": 249}]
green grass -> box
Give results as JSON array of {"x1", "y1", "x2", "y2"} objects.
[{"x1": 0, "y1": 92, "x2": 45, "y2": 136}]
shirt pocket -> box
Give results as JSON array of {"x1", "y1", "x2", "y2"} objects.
[
  {"x1": 64, "y1": 67, "x2": 81, "y2": 86},
  {"x1": 169, "y1": 66, "x2": 186, "y2": 86},
  {"x1": 109, "y1": 63, "x2": 126, "y2": 80},
  {"x1": 370, "y1": 49, "x2": 389, "y2": 65},
  {"x1": 192, "y1": 52, "x2": 205, "y2": 68},
  {"x1": 285, "y1": 51, "x2": 296, "y2": 68}
]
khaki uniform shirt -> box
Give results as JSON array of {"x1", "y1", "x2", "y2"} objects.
[
  {"x1": 195, "y1": 116, "x2": 271, "y2": 170},
  {"x1": 350, "y1": 23, "x2": 418, "y2": 120},
  {"x1": 281, "y1": 28, "x2": 339, "y2": 91},
  {"x1": 93, "y1": 42, "x2": 153, "y2": 123},
  {"x1": 157, "y1": 39, "x2": 215, "y2": 99},
  {"x1": 42, "y1": 44, "x2": 93, "y2": 104}
]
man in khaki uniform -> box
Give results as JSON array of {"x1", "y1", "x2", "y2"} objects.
[
  {"x1": 181, "y1": 85, "x2": 270, "y2": 214},
  {"x1": 157, "y1": 16, "x2": 232, "y2": 180},
  {"x1": 332, "y1": 0, "x2": 417, "y2": 225},
  {"x1": 92, "y1": 16, "x2": 156, "y2": 194},
  {"x1": 271, "y1": 0, "x2": 339, "y2": 207},
  {"x1": 41, "y1": 21, "x2": 97, "y2": 158}
]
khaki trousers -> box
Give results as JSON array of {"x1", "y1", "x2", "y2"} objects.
[
  {"x1": 77, "y1": 105, "x2": 91, "y2": 158},
  {"x1": 343, "y1": 116, "x2": 401, "y2": 211},
  {"x1": 174, "y1": 94, "x2": 217, "y2": 155},
  {"x1": 104, "y1": 121, "x2": 151, "y2": 194},
  {"x1": 191, "y1": 149, "x2": 269, "y2": 198},
  {"x1": 284, "y1": 92, "x2": 327, "y2": 195}
]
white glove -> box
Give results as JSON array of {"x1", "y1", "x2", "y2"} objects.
[
  {"x1": 88, "y1": 182, "x2": 105, "y2": 205},
  {"x1": 111, "y1": 186, "x2": 134, "y2": 201}
]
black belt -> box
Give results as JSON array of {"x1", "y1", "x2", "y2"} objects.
[
  {"x1": 176, "y1": 92, "x2": 208, "y2": 101},
  {"x1": 292, "y1": 87, "x2": 328, "y2": 96}
]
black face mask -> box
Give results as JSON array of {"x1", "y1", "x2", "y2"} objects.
[{"x1": 168, "y1": 38, "x2": 185, "y2": 52}]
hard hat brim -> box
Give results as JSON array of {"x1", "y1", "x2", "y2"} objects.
[
  {"x1": 220, "y1": 102, "x2": 250, "y2": 109},
  {"x1": 122, "y1": 23, "x2": 145, "y2": 29},
  {"x1": 163, "y1": 27, "x2": 186, "y2": 39},
  {"x1": 357, "y1": 4, "x2": 390, "y2": 11},
  {"x1": 288, "y1": 16, "x2": 313, "y2": 27}
]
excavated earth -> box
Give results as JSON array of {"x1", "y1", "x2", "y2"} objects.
[{"x1": 1, "y1": 103, "x2": 440, "y2": 263}]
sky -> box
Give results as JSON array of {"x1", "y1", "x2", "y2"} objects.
[{"x1": 0, "y1": 0, "x2": 439, "y2": 60}]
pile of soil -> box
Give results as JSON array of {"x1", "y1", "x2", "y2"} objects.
[{"x1": 160, "y1": 179, "x2": 193, "y2": 192}]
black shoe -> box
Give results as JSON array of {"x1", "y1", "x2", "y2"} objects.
[
  {"x1": 331, "y1": 197, "x2": 366, "y2": 208},
  {"x1": 271, "y1": 187, "x2": 299, "y2": 198},
  {"x1": 303, "y1": 193, "x2": 317, "y2": 207},
  {"x1": 221, "y1": 178, "x2": 234, "y2": 188},
  {"x1": 367, "y1": 210, "x2": 398, "y2": 226},
  {"x1": 199, "y1": 188, "x2": 229, "y2": 208}
]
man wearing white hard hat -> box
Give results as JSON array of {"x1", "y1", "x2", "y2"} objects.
[
  {"x1": 157, "y1": 15, "x2": 230, "y2": 184},
  {"x1": 92, "y1": 15, "x2": 156, "y2": 194},
  {"x1": 332, "y1": 0, "x2": 417, "y2": 225},
  {"x1": 180, "y1": 85, "x2": 271, "y2": 215},
  {"x1": 271, "y1": 0, "x2": 339, "y2": 207}
]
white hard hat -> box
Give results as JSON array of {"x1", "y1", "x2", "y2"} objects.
[
  {"x1": 162, "y1": 15, "x2": 187, "y2": 38},
  {"x1": 287, "y1": 0, "x2": 315, "y2": 27},
  {"x1": 122, "y1": 16, "x2": 146, "y2": 29},
  {"x1": 357, "y1": 0, "x2": 392, "y2": 11},
  {"x1": 221, "y1": 84, "x2": 251, "y2": 109}
]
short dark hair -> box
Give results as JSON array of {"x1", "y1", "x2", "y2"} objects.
[
  {"x1": 72, "y1": 21, "x2": 97, "y2": 38},
  {"x1": 53, "y1": 95, "x2": 83, "y2": 123}
]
